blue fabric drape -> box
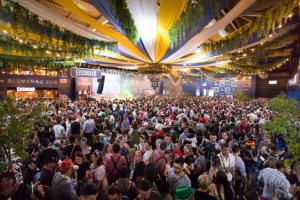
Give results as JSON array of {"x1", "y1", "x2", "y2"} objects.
[{"x1": 90, "y1": 0, "x2": 151, "y2": 61}]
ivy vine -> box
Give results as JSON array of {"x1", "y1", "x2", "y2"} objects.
[{"x1": 110, "y1": 0, "x2": 139, "y2": 43}]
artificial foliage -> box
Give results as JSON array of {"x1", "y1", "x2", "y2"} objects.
[
  {"x1": 169, "y1": 0, "x2": 229, "y2": 49},
  {"x1": 110, "y1": 0, "x2": 139, "y2": 43},
  {"x1": 202, "y1": 0, "x2": 298, "y2": 55},
  {"x1": 138, "y1": 63, "x2": 172, "y2": 74},
  {"x1": 0, "y1": 0, "x2": 116, "y2": 54},
  {"x1": 0, "y1": 96, "x2": 45, "y2": 166},
  {"x1": 0, "y1": 54, "x2": 74, "y2": 69},
  {"x1": 263, "y1": 94, "x2": 300, "y2": 164}
]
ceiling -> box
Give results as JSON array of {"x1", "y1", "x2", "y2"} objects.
[{"x1": 3, "y1": 0, "x2": 300, "y2": 76}]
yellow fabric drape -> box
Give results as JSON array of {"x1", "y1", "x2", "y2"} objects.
[
  {"x1": 91, "y1": 55, "x2": 141, "y2": 65},
  {"x1": 52, "y1": 0, "x2": 150, "y2": 62},
  {"x1": 100, "y1": 51, "x2": 143, "y2": 64},
  {"x1": 155, "y1": 0, "x2": 187, "y2": 62}
]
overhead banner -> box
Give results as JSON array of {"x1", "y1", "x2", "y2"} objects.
[{"x1": 70, "y1": 68, "x2": 102, "y2": 78}]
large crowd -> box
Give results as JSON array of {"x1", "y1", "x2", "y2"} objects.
[{"x1": 0, "y1": 95, "x2": 299, "y2": 200}]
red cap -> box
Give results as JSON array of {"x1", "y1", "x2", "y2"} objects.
[
  {"x1": 58, "y1": 159, "x2": 74, "y2": 170},
  {"x1": 172, "y1": 149, "x2": 183, "y2": 158}
]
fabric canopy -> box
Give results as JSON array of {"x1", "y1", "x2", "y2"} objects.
[
  {"x1": 155, "y1": 0, "x2": 187, "y2": 62},
  {"x1": 52, "y1": 0, "x2": 150, "y2": 62},
  {"x1": 126, "y1": 0, "x2": 157, "y2": 62}
]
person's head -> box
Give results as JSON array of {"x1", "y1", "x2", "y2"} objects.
[
  {"x1": 74, "y1": 151, "x2": 84, "y2": 165},
  {"x1": 221, "y1": 132, "x2": 228, "y2": 140},
  {"x1": 139, "y1": 135, "x2": 145, "y2": 143},
  {"x1": 107, "y1": 185, "x2": 121, "y2": 200},
  {"x1": 118, "y1": 166, "x2": 130, "y2": 179},
  {"x1": 41, "y1": 138, "x2": 50, "y2": 148},
  {"x1": 0, "y1": 171, "x2": 16, "y2": 190},
  {"x1": 69, "y1": 135, "x2": 76, "y2": 144},
  {"x1": 85, "y1": 115, "x2": 90, "y2": 120},
  {"x1": 183, "y1": 144, "x2": 192, "y2": 155},
  {"x1": 159, "y1": 141, "x2": 167, "y2": 151},
  {"x1": 164, "y1": 134, "x2": 171, "y2": 144},
  {"x1": 56, "y1": 117, "x2": 62, "y2": 124},
  {"x1": 138, "y1": 179, "x2": 152, "y2": 200},
  {"x1": 209, "y1": 134, "x2": 217, "y2": 143},
  {"x1": 80, "y1": 183, "x2": 98, "y2": 200},
  {"x1": 232, "y1": 145, "x2": 240, "y2": 156},
  {"x1": 184, "y1": 127, "x2": 189, "y2": 134},
  {"x1": 221, "y1": 143, "x2": 230, "y2": 156},
  {"x1": 198, "y1": 174, "x2": 211, "y2": 192},
  {"x1": 144, "y1": 142, "x2": 151, "y2": 151},
  {"x1": 91, "y1": 150, "x2": 101, "y2": 165},
  {"x1": 112, "y1": 143, "x2": 121, "y2": 154},
  {"x1": 173, "y1": 157, "x2": 184, "y2": 175},
  {"x1": 59, "y1": 159, "x2": 74, "y2": 177},
  {"x1": 134, "y1": 151, "x2": 143, "y2": 163},
  {"x1": 275, "y1": 161, "x2": 286, "y2": 173}
]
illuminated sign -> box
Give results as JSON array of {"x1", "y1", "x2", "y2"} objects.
[
  {"x1": 269, "y1": 80, "x2": 278, "y2": 85},
  {"x1": 70, "y1": 67, "x2": 102, "y2": 78},
  {"x1": 17, "y1": 87, "x2": 35, "y2": 92}
]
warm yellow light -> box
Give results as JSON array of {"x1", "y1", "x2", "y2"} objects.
[
  {"x1": 260, "y1": 42, "x2": 264, "y2": 45},
  {"x1": 269, "y1": 34, "x2": 273, "y2": 38},
  {"x1": 33, "y1": 45, "x2": 38, "y2": 49},
  {"x1": 3, "y1": 30, "x2": 7, "y2": 34},
  {"x1": 242, "y1": 53, "x2": 247, "y2": 57},
  {"x1": 288, "y1": 13, "x2": 293, "y2": 18},
  {"x1": 46, "y1": 50, "x2": 51, "y2": 54},
  {"x1": 251, "y1": 48, "x2": 255, "y2": 52},
  {"x1": 19, "y1": 39, "x2": 23, "y2": 43},
  {"x1": 56, "y1": 53, "x2": 60, "y2": 57}
]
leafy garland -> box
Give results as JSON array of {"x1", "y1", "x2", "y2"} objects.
[
  {"x1": 202, "y1": 0, "x2": 298, "y2": 54},
  {"x1": 0, "y1": 35, "x2": 92, "y2": 58},
  {"x1": 110, "y1": 0, "x2": 139, "y2": 43},
  {"x1": 169, "y1": 0, "x2": 228, "y2": 49},
  {"x1": 0, "y1": 0, "x2": 116, "y2": 52},
  {"x1": 138, "y1": 63, "x2": 172, "y2": 74},
  {"x1": 0, "y1": 55, "x2": 75, "y2": 69},
  {"x1": 226, "y1": 58, "x2": 290, "y2": 75}
]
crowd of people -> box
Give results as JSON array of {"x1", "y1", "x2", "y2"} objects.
[{"x1": 0, "y1": 95, "x2": 299, "y2": 200}]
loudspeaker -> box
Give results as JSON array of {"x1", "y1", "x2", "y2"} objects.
[
  {"x1": 70, "y1": 77, "x2": 76, "y2": 100},
  {"x1": 97, "y1": 76, "x2": 105, "y2": 94},
  {"x1": 159, "y1": 80, "x2": 164, "y2": 95}
]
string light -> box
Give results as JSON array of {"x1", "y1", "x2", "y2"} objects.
[
  {"x1": 3, "y1": 30, "x2": 7, "y2": 34},
  {"x1": 46, "y1": 50, "x2": 51, "y2": 54},
  {"x1": 19, "y1": 39, "x2": 23, "y2": 43},
  {"x1": 269, "y1": 34, "x2": 273, "y2": 38}
]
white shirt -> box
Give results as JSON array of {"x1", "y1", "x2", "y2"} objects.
[
  {"x1": 218, "y1": 153, "x2": 235, "y2": 182},
  {"x1": 53, "y1": 124, "x2": 65, "y2": 139}
]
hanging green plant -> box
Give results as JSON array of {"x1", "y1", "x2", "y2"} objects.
[
  {"x1": 202, "y1": 0, "x2": 298, "y2": 55},
  {"x1": 169, "y1": 0, "x2": 230, "y2": 49},
  {"x1": 0, "y1": 0, "x2": 116, "y2": 52},
  {"x1": 110, "y1": 0, "x2": 139, "y2": 43}
]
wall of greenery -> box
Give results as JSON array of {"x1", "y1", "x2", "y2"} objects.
[
  {"x1": 0, "y1": 0, "x2": 116, "y2": 55},
  {"x1": 110, "y1": 0, "x2": 139, "y2": 43}
]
